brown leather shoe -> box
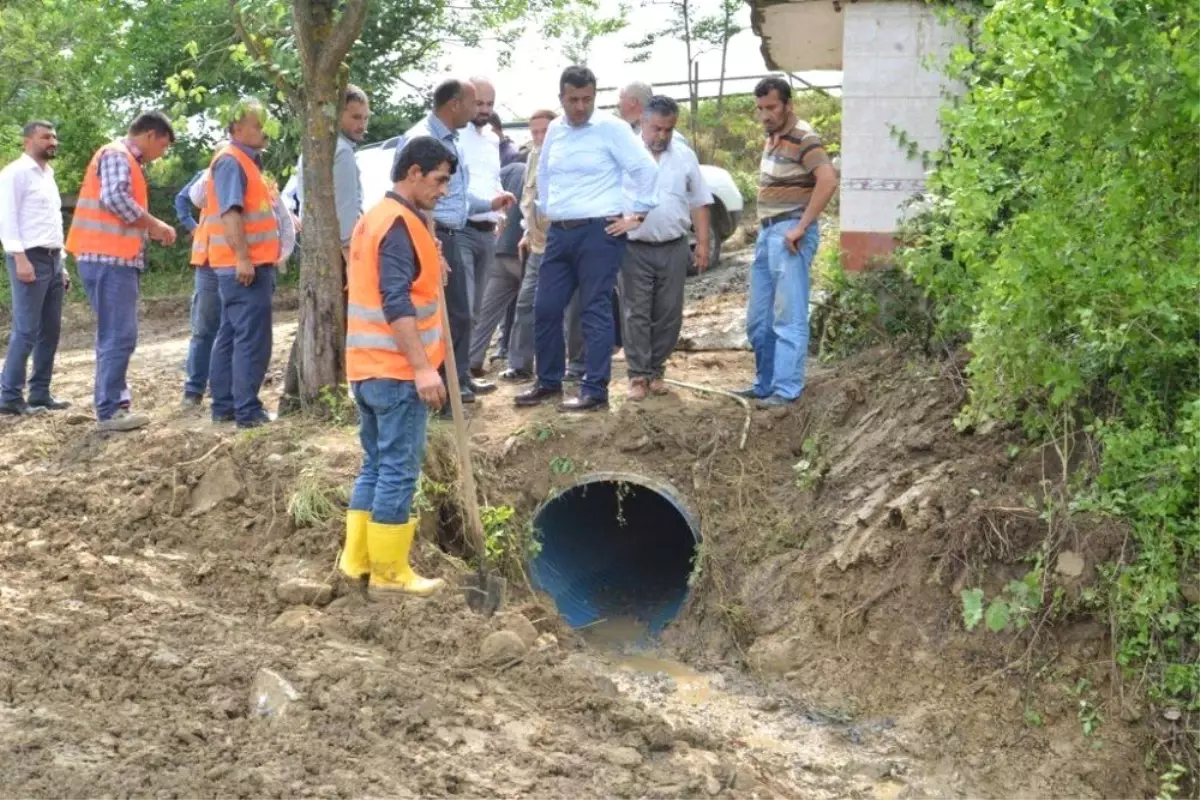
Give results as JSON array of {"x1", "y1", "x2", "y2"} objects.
[
  {"x1": 649, "y1": 377, "x2": 668, "y2": 395},
  {"x1": 627, "y1": 378, "x2": 648, "y2": 402},
  {"x1": 469, "y1": 366, "x2": 488, "y2": 379}
]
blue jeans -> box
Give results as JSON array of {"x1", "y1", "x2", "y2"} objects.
[
  {"x1": 746, "y1": 220, "x2": 820, "y2": 400},
  {"x1": 78, "y1": 260, "x2": 140, "y2": 421},
  {"x1": 534, "y1": 221, "x2": 626, "y2": 400},
  {"x1": 1, "y1": 249, "x2": 64, "y2": 405},
  {"x1": 349, "y1": 378, "x2": 428, "y2": 524},
  {"x1": 209, "y1": 266, "x2": 274, "y2": 423},
  {"x1": 183, "y1": 266, "x2": 221, "y2": 398}
]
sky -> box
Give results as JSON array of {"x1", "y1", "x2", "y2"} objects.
[{"x1": 402, "y1": 0, "x2": 842, "y2": 121}]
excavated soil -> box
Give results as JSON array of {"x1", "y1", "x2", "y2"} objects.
[{"x1": 0, "y1": 254, "x2": 1153, "y2": 798}]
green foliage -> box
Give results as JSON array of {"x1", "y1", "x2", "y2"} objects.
[
  {"x1": 961, "y1": 569, "x2": 1044, "y2": 634},
  {"x1": 810, "y1": 246, "x2": 932, "y2": 359},
  {"x1": 791, "y1": 437, "x2": 827, "y2": 491},
  {"x1": 902, "y1": 0, "x2": 1199, "y2": 779},
  {"x1": 549, "y1": 456, "x2": 575, "y2": 475}
]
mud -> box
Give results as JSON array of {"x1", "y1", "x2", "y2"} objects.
[{"x1": 0, "y1": 254, "x2": 1153, "y2": 798}]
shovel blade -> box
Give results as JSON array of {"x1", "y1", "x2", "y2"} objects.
[{"x1": 462, "y1": 572, "x2": 507, "y2": 616}]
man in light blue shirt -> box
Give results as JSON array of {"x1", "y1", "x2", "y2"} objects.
[
  {"x1": 514, "y1": 65, "x2": 658, "y2": 412},
  {"x1": 392, "y1": 78, "x2": 515, "y2": 407}
]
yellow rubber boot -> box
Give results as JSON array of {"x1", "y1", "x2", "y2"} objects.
[
  {"x1": 339, "y1": 509, "x2": 371, "y2": 579},
  {"x1": 367, "y1": 519, "x2": 445, "y2": 596}
]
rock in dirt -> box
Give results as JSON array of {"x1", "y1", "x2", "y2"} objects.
[
  {"x1": 704, "y1": 774, "x2": 723, "y2": 795},
  {"x1": 249, "y1": 668, "x2": 301, "y2": 718},
  {"x1": 496, "y1": 612, "x2": 539, "y2": 648},
  {"x1": 1055, "y1": 550, "x2": 1085, "y2": 578},
  {"x1": 605, "y1": 745, "x2": 644, "y2": 767},
  {"x1": 276, "y1": 577, "x2": 333, "y2": 607},
  {"x1": 534, "y1": 632, "x2": 559, "y2": 652},
  {"x1": 189, "y1": 457, "x2": 243, "y2": 515},
  {"x1": 479, "y1": 630, "x2": 527, "y2": 665}
]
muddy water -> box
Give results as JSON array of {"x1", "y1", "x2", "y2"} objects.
[{"x1": 576, "y1": 617, "x2": 942, "y2": 799}]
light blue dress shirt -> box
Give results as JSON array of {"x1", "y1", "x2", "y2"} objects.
[
  {"x1": 536, "y1": 114, "x2": 658, "y2": 222},
  {"x1": 394, "y1": 112, "x2": 491, "y2": 230}
]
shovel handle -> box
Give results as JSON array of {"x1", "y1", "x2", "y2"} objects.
[{"x1": 433, "y1": 260, "x2": 489, "y2": 575}]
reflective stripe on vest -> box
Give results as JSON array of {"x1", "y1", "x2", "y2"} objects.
[
  {"x1": 345, "y1": 197, "x2": 445, "y2": 382},
  {"x1": 65, "y1": 142, "x2": 148, "y2": 260},
  {"x1": 193, "y1": 146, "x2": 281, "y2": 268}
]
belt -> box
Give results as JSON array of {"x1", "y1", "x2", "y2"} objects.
[
  {"x1": 760, "y1": 211, "x2": 804, "y2": 229},
  {"x1": 467, "y1": 220, "x2": 496, "y2": 233},
  {"x1": 25, "y1": 246, "x2": 62, "y2": 254},
  {"x1": 629, "y1": 236, "x2": 685, "y2": 247},
  {"x1": 435, "y1": 223, "x2": 460, "y2": 236},
  {"x1": 550, "y1": 217, "x2": 609, "y2": 230}
]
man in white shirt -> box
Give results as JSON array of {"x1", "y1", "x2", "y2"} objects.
[
  {"x1": 619, "y1": 96, "x2": 712, "y2": 401},
  {"x1": 0, "y1": 121, "x2": 70, "y2": 416},
  {"x1": 457, "y1": 76, "x2": 504, "y2": 323}
]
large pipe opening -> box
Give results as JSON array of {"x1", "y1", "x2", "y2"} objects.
[{"x1": 530, "y1": 474, "x2": 700, "y2": 634}]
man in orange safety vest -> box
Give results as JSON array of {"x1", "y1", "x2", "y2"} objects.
[{"x1": 339, "y1": 136, "x2": 457, "y2": 596}]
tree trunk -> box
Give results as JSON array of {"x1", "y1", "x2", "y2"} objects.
[
  {"x1": 716, "y1": 7, "x2": 730, "y2": 110},
  {"x1": 275, "y1": 0, "x2": 368, "y2": 413},
  {"x1": 285, "y1": 77, "x2": 346, "y2": 408}
]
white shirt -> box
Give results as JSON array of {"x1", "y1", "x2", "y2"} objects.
[
  {"x1": 538, "y1": 115, "x2": 658, "y2": 221},
  {"x1": 626, "y1": 139, "x2": 711, "y2": 243},
  {"x1": 188, "y1": 170, "x2": 296, "y2": 263},
  {"x1": 459, "y1": 122, "x2": 503, "y2": 223},
  {"x1": 0, "y1": 153, "x2": 64, "y2": 252}
]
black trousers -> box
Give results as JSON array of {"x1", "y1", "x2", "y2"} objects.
[{"x1": 437, "y1": 225, "x2": 472, "y2": 381}]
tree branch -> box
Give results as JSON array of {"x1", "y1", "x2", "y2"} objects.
[
  {"x1": 317, "y1": 0, "x2": 370, "y2": 78},
  {"x1": 292, "y1": 0, "x2": 318, "y2": 79},
  {"x1": 229, "y1": 0, "x2": 301, "y2": 107}
]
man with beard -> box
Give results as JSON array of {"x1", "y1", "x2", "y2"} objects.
[
  {"x1": 619, "y1": 96, "x2": 711, "y2": 401},
  {"x1": 0, "y1": 121, "x2": 70, "y2": 416},
  {"x1": 458, "y1": 76, "x2": 504, "y2": 325},
  {"x1": 737, "y1": 77, "x2": 838, "y2": 408}
]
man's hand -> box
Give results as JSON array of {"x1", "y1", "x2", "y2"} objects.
[
  {"x1": 61, "y1": 269, "x2": 71, "y2": 291},
  {"x1": 605, "y1": 215, "x2": 642, "y2": 237},
  {"x1": 13, "y1": 253, "x2": 35, "y2": 283},
  {"x1": 784, "y1": 222, "x2": 809, "y2": 254},
  {"x1": 414, "y1": 366, "x2": 447, "y2": 409},
  {"x1": 518, "y1": 236, "x2": 530, "y2": 260},
  {"x1": 490, "y1": 192, "x2": 517, "y2": 212},
  {"x1": 149, "y1": 218, "x2": 178, "y2": 246},
  {"x1": 291, "y1": 212, "x2": 302, "y2": 234},
  {"x1": 235, "y1": 256, "x2": 255, "y2": 287},
  {"x1": 694, "y1": 243, "x2": 711, "y2": 273}
]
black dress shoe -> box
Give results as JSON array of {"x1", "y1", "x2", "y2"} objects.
[
  {"x1": 460, "y1": 386, "x2": 476, "y2": 404},
  {"x1": 559, "y1": 395, "x2": 608, "y2": 413},
  {"x1": 499, "y1": 368, "x2": 533, "y2": 382},
  {"x1": 514, "y1": 384, "x2": 563, "y2": 407},
  {"x1": 466, "y1": 377, "x2": 497, "y2": 395},
  {"x1": 28, "y1": 395, "x2": 70, "y2": 411},
  {"x1": 0, "y1": 400, "x2": 35, "y2": 416}
]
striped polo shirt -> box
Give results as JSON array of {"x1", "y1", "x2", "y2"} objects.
[{"x1": 757, "y1": 118, "x2": 831, "y2": 220}]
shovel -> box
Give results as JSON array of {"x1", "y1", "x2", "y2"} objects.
[{"x1": 434, "y1": 265, "x2": 507, "y2": 616}]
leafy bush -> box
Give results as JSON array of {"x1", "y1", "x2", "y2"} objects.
[{"x1": 899, "y1": 0, "x2": 1199, "y2": 764}]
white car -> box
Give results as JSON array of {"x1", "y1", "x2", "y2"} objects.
[{"x1": 356, "y1": 133, "x2": 743, "y2": 272}]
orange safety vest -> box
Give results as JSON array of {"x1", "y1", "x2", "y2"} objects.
[
  {"x1": 192, "y1": 145, "x2": 280, "y2": 268},
  {"x1": 65, "y1": 141, "x2": 148, "y2": 260},
  {"x1": 345, "y1": 196, "x2": 445, "y2": 382}
]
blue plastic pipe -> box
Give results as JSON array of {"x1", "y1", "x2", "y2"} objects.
[{"x1": 529, "y1": 473, "x2": 701, "y2": 635}]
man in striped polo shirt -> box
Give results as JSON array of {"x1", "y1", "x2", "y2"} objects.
[{"x1": 738, "y1": 77, "x2": 838, "y2": 408}]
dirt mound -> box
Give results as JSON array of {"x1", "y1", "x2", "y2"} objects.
[{"x1": 469, "y1": 347, "x2": 1149, "y2": 798}]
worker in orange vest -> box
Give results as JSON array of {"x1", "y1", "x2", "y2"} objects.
[
  {"x1": 339, "y1": 136, "x2": 454, "y2": 595},
  {"x1": 191, "y1": 100, "x2": 281, "y2": 428},
  {"x1": 65, "y1": 111, "x2": 177, "y2": 432}
]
